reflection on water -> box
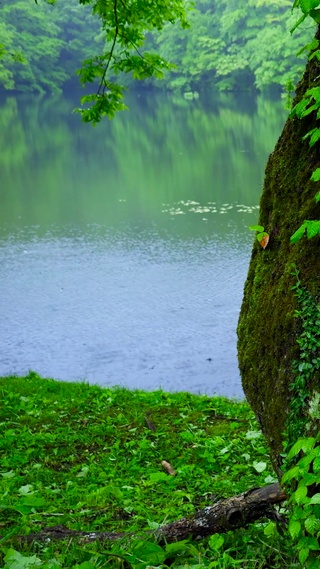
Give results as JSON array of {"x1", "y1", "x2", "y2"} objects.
[{"x1": 0, "y1": 91, "x2": 287, "y2": 396}]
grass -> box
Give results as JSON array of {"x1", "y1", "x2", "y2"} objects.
[{"x1": 0, "y1": 372, "x2": 298, "y2": 568}]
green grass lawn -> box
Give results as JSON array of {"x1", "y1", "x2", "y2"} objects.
[{"x1": 0, "y1": 373, "x2": 297, "y2": 568}]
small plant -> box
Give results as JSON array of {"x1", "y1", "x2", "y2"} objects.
[
  {"x1": 248, "y1": 225, "x2": 269, "y2": 249},
  {"x1": 284, "y1": 266, "x2": 320, "y2": 448},
  {"x1": 282, "y1": 434, "x2": 320, "y2": 569},
  {"x1": 282, "y1": 267, "x2": 320, "y2": 568}
]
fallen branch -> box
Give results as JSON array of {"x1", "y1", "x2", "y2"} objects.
[
  {"x1": 12, "y1": 483, "x2": 286, "y2": 544},
  {"x1": 157, "y1": 482, "x2": 286, "y2": 542}
]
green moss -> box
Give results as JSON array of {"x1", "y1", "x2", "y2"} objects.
[{"x1": 237, "y1": 31, "x2": 320, "y2": 475}]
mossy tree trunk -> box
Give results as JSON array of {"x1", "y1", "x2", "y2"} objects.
[{"x1": 237, "y1": 26, "x2": 320, "y2": 475}]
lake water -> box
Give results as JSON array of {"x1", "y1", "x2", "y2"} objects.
[{"x1": 0, "y1": 91, "x2": 287, "y2": 397}]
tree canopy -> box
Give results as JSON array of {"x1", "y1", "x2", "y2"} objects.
[{"x1": 0, "y1": 0, "x2": 316, "y2": 121}]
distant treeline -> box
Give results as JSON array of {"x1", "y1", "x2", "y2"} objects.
[{"x1": 0, "y1": 0, "x2": 315, "y2": 94}]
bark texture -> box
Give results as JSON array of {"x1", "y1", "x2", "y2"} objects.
[
  {"x1": 157, "y1": 483, "x2": 286, "y2": 542},
  {"x1": 12, "y1": 483, "x2": 286, "y2": 544},
  {"x1": 237, "y1": 26, "x2": 320, "y2": 476}
]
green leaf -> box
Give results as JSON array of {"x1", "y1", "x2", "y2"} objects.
[
  {"x1": 305, "y1": 514, "x2": 320, "y2": 534},
  {"x1": 291, "y1": 98, "x2": 310, "y2": 118},
  {"x1": 149, "y1": 472, "x2": 171, "y2": 483},
  {"x1": 165, "y1": 540, "x2": 189, "y2": 555},
  {"x1": 309, "y1": 128, "x2": 320, "y2": 147},
  {"x1": 299, "y1": 547, "x2": 310, "y2": 565},
  {"x1": 126, "y1": 541, "x2": 166, "y2": 569},
  {"x1": 298, "y1": 38, "x2": 319, "y2": 56},
  {"x1": 4, "y1": 549, "x2": 41, "y2": 569},
  {"x1": 252, "y1": 461, "x2": 267, "y2": 473},
  {"x1": 301, "y1": 473, "x2": 318, "y2": 486},
  {"x1": 312, "y1": 456, "x2": 320, "y2": 472},
  {"x1": 256, "y1": 232, "x2": 268, "y2": 243},
  {"x1": 315, "y1": 192, "x2": 320, "y2": 203},
  {"x1": 288, "y1": 519, "x2": 301, "y2": 539},
  {"x1": 294, "y1": 484, "x2": 308, "y2": 504},
  {"x1": 300, "y1": 0, "x2": 320, "y2": 14},
  {"x1": 289, "y1": 505, "x2": 306, "y2": 520},
  {"x1": 18, "y1": 484, "x2": 34, "y2": 496},
  {"x1": 306, "y1": 220, "x2": 320, "y2": 238},
  {"x1": 245, "y1": 430, "x2": 262, "y2": 440},
  {"x1": 310, "y1": 7, "x2": 320, "y2": 21},
  {"x1": 309, "y1": 38, "x2": 320, "y2": 51},
  {"x1": 1, "y1": 471, "x2": 15, "y2": 478},
  {"x1": 309, "y1": 493, "x2": 320, "y2": 504},
  {"x1": 310, "y1": 49, "x2": 320, "y2": 62},
  {"x1": 287, "y1": 438, "x2": 313, "y2": 461},
  {"x1": 290, "y1": 223, "x2": 307, "y2": 243},
  {"x1": 303, "y1": 438, "x2": 316, "y2": 452},
  {"x1": 297, "y1": 452, "x2": 315, "y2": 468},
  {"x1": 282, "y1": 465, "x2": 300, "y2": 483},
  {"x1": 311, "y1": 168, "x2": 320, "y2": 182},
  {"x1": 14, "y1": 496, "x2": 46, "y2": 514},
  {"x1": 248, "y1": 225, "x2": 264, "y2": 232},
  {"x1": 209, "y1": 534, "x2": 224, "y2": 550},
  {"x1": 264, "y1": 522, "x2": 277, "y2": 536},
  {"x1": 308, "y1": 558, "x2": 320, "y2": 569},
  {"x1": 76, "y1": 466, "x2": 89, "y2": 478},
  {"x1": 307, "y1": 536, "x2": 320, "y2": 550}
]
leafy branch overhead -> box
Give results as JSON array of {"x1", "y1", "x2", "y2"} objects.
[
  {"x1": 72, "y1": 0, "x2": 189, "y2": 122},
  {"x1": 69, "y1": 0, "x2": 320, "y2": 123},
  {"x1": 1, "y1": 0, "x2": 318, "y2": 110},
  {"x1": 72, "y1": 0, "x2": 320, "y2": 122}
]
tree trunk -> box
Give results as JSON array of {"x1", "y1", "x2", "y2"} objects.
[{"x1": 237, "y1": 26, "x2": 320, "y2": 475}]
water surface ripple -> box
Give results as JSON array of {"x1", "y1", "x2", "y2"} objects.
[{"x1": 0, "y1": 92, "x2": 287, "y2": 397}]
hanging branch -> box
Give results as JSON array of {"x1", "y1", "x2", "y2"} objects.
[{"x1": 97, "y1": 0, "x2": 119, "y2": 97}]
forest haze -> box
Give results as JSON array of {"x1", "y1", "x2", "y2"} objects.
[{"x1": 0, "y1": 0, "x2": 316, "y2": 95}]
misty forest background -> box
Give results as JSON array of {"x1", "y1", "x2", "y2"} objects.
[{"x1": 0, "y1": 0, "x2": 317, "y2": 96}]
